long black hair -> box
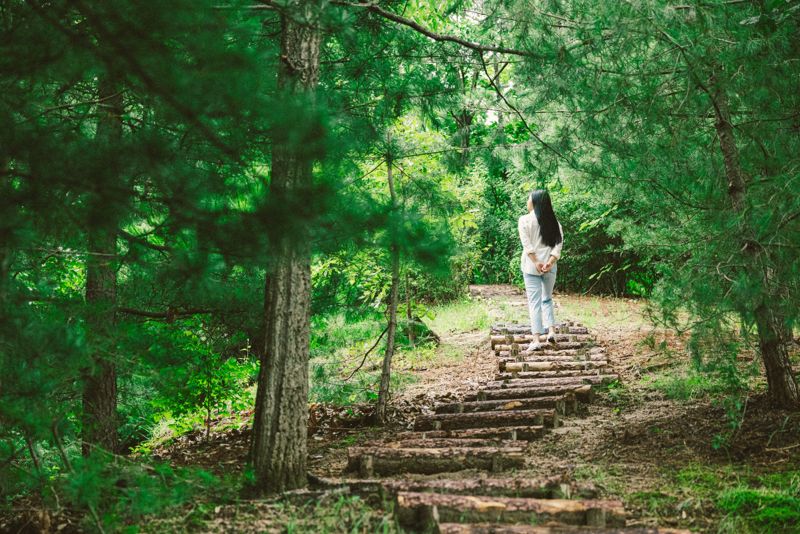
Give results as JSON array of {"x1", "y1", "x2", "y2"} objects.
[{"x1": 530, "y1": 189, "x2": 562, "y2": 248}]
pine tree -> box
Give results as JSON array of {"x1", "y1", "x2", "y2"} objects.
[
  {"x1": 501, "y1": 0, "x2": 800, "y2": 408},
  {"x1": 250, "y1": 0, "x2": 322, "y2": 494}
]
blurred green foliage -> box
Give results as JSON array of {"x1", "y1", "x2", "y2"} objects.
[{"x1": 3, "y1": 0, "x2": 800, "y2": 529}]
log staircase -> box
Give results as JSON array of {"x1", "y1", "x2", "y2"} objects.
[{"x1": 334, "y1": 321, "x2": 690, "y2": 533}]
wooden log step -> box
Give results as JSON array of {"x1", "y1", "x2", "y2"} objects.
[
  {"x1": 486, "y1": 374, "x2": 619, "y2": 389},
  {"x1": 436, "y1": 394, "x2": 575, "y2": 416},
  {"x1": 493, "y1": 341, "x2": 590, "y2": 352},
  {"x1": 496, "y1": 367, "x2": 610, "y2": 380},
  {"x1": 395, "y1": 426, "x2": 545, "y2": 442},
  {"x1": 567, "y1": 326, "x2": 589, "y2": 335},
  {"x1": 506, "y1": 351, "x2": 607, "y2": 362},
  {"x1": 491, "y1": 334, "x2": 593, "y2": 347},
  {"x1": 493, "y1": 333, "x2": 593, "y2": 343},
  {"x1": 491, "y1": 325, "x2": 588, "y2": 336},
  {"x1": 496, "y1": 349, "x2": 581, "y2": 358},
  {"x1": 496, "y1": 347, "x2": 606, "y2": 359},
  {"x1": 491, "y1": 321, "x2": 581, "y2": 329},
  {"x1": 466, "y1": 385, "x2": 594, "y2": 404},
  {"x1": 493, "y1": 369, "x2": 608, "y2": 382},
  {"x1": 364, "y1": 438, "x2": 522, "y2": 449},
  {"x1": 395, "y1": 492, "x2": 626, "y2": 529},
  {"x1": 510, "y1": 353, "x2": 607, "y2": 364},
  {"x1": 524, "y1": 341, "x2": 592, "y2": 354},
  {"x1": 498, "y1": 355, "x2": 607, "y2": 370},
  {"x1": 315, "y1": 475, "x2": 597, "y2": 500},
  {"x1": 495, "y1": 369, "x2": 609, "y2": 381},
  {"x1": 504, "y1": 361, "x2": 609, "y2": 373},
  {"x1": 438, "y1": 524, "x2": 693, "y2": 534},
  {"x1": 415, "y1": 409, "x2": 559, "y2": 431},
  {"x1": 346, "y1": 447, "x2": 526, "y2": 476}
]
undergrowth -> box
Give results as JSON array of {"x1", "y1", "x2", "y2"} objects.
[
  {"x1": 674, "y1": 465, "x2": 800, "y2": 533},
  {"x1": 308, "y1": 298, "x2": 488, "y2": 406}
]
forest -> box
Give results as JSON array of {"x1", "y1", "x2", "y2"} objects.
[{"x1": 1, "y1": 0, "x2": 799, "y2": 532}]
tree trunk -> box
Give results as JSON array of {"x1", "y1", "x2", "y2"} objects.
[
  {"x1": 375, "y1": 146, "x2": 399, "y2": 425},
  {"x1": 250, "y1": 5, "x2": 321, "y2": 494},
  {"x1": 755, "y1": 304, "x2": 800, "y2": 408},
  {"x1": 81, "y1": 73, "x2": 122, "y2": 455},
  {"x1": 0, "y1": 157, "x2": 9, "y2": 301},
  {"x1": 405, "y1": 271, "x2": 415, "y2": 347},
  {"x1": 712, "y1": 80, "x2": 800, "y2": 409},
  {"x1": 455, "y1": 109, "x2": 473, "y2": 167}
]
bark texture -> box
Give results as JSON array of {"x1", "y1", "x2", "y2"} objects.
[
  {"x1": 394, "y1": 426, "x2": 545, "y2": 442},
  {"x1": 495, "y1": 370, "x2": 608, "y2": 381},
  {"x1": 347, "y1": 446, "x2": 526, "y2": 476},
  {"x1": 395, "y1": 492, "x2": 627, "y2": 530},
  {"x1": 487, "y1": 374, "x2": 618, "y2": 390},
  {"x1": 435, "y1": 394, "x2": 573, "y2": 416},
  {"x1": 251, "y1": 5, "x2": 321, "y2": 493},
  {"x1": 712, "y1": 80, "x2": 800, "y2": 409},
  {"x1": 321, "y1": 474, "x2": 588, "y2": 500},
  {"x1": 490, "y1": 334, "x2": 592, "y2": 347},
  {"x1": 490, "y1": 324, "x2": 587, "y2": 335},
  {"x1": 81, "y1": 73, "x2": 122, "y2": 455},
  {"x1": 498, "y1": 355, "x2": 607, "y2": 371},
  {"x1": 503, "y1": 361, "x2": 607, "y2": 372},
  {"x1": 466, "y1": 384, "x2": 594, "y2": 403},
  {"x1": 365, "y1": 438, "x2": 522, "y2": 449},
  {"x1": 437, "y1": 524, "x2": 691, "y2": 534},
  {"x1": 414, "y1": 409, "x2": 558, "y2": 431}
]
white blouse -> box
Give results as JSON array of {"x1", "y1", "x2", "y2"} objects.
[{"x1": 518, "y1": 212, "x2": 564, "y2": 275}]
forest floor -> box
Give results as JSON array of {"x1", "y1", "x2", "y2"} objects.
[{"x1": 147, "y1": 285, "x2": 800, "y2": 533}]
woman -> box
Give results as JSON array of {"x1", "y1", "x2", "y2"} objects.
[{"x1": 518, "y1": 189, "x2": 563, "y2": 352}]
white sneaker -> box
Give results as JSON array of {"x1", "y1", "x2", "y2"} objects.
[{"x1": 526, "y1": 342, "x2": 543, "y2": 354}]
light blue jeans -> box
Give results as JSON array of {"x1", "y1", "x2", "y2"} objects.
[{"x1": 522, "y1": 264, "x2": 557, "y2": 336}]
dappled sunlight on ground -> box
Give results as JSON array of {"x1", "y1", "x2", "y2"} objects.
[{"x1": 148, "y1": 285, "x2": 798, "y2": 533}]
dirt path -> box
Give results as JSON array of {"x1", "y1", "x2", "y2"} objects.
[
  {"x1": 318, "y1": 285, "x2": 691, "y2": 533},
  {"x1": 149, "y1": 285, "x2": 800, "y2": 533},
  {"x1": 449, "y1": 286, "x2": 800, "y2": 533}
]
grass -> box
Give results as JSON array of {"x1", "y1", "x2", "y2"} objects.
[
  {"x1": 556, "y1": 293, "x2": 648, "y2": 330},
  {"x1": 572, "y1": 464, "x2": 625, "y2": 495},
  {"x1": 667, "y1": 464, "x2": 800, "y2": 533},
  {"x1": 427, "y1": 297, "x2": 491, "y2": 334},
  {"x1": 627, "y1": 490, "x2": 680, "y2": 519},
  {"x1": 137, "y1": 291, "x2": 797, "y2": 533},
  {"x1": 594, "y1": 379, "x2": 635, "y2": 414},
  {"x1": 284, "y1": 495, "x2": 398, "y2": 534},
  {"x1": 493, "y1": 291, "x2": 650, "y2": 331},
  {"x1": 571, "y1": 462, "x2": 800, "y2": 532},
  {"x1": 144, "y1": 493, "x2": 398, "y2": 533},
  {"x1": 306, "y1": 298, "x2": 489, "y2": 407},
  {"x1": 136, "y1": 298, "x2": 491, "y2": 455},
  {"x1": 642, "y1": 367, "x2": 725, "y2": 401}
]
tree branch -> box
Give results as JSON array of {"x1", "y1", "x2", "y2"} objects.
[
  {"x1": 345, "y1": 326, "x2": 388, "y2": 381},
  {"x1": 320, "y1": 1, "x2": 542, "y2": 58},
  {"x1": 29, "y1": 1, "x2": 242, "y2": 161},
  {"x1": 116, "y1": 307, "x2": 216, "y2": 320},
  {"x1": 477, "y1": 51, "x2": 570, "y2": 163},
  {"x1": 358, "y1": 3, "x2": 536, "y2": 57},
  {"x1": 119, "y1": 230, "x2": 171, "y2": 253}
]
